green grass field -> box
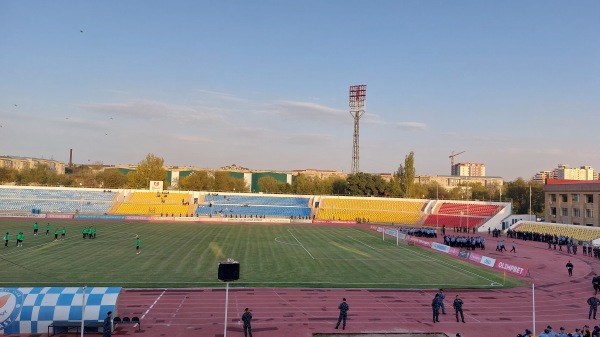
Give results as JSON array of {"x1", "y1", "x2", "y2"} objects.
[{"x1": 0, "y1": 219, "x2": 525, "y2": 288}]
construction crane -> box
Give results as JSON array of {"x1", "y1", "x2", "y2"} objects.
[{"x1": 449, "y1": 150, "x2": 466, "y2": 175}]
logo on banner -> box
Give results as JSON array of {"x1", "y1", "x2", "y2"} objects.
[
  {"x1": 480, "y1": 256, "x2": 496, "y2": 267},
  {"x1": 149, "y1": 180, "x2": 164, "y2": 192},
  {"x1": 0, "y1": 288, "x2": 23, "y2": 330},
  {"x1": 458, "y1": 250, "x2": 471, "y2": 259}
]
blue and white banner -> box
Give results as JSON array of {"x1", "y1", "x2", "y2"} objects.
[
  {"x1": 431, "y1": 242, "x2": 451, "y2": 253},
  {"x1": 0, "y1": 287, "x2": 120, "y2": 334}
]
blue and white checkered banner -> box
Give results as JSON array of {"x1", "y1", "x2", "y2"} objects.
[{"x1": 0, "y1": 287, "x2": 121, "y2": 334}]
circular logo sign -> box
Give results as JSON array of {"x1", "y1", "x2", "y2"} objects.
[{"x1": 0, "y1": 288, "x2": 23, "y2": 331}]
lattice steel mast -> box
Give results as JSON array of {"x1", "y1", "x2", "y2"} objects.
[{"x1": 349, "y1": 85, "x2": 367, "y2": 174}]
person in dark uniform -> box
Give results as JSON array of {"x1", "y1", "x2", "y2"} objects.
[
  {"x1": 335, "y1": 298, "x2": 349, "y2": 330},
  {"x1": 241, "y1": 308, "x2": 252, "y2": 337},
  {"x1": 566, "y1": 261, "x2": 574, "y2": 277},
  {"x1": 103, "y1": 311, "x2": 112, "y2": 337},
  {"x1": 588, "y1": 295, "x2": 600, "y2": 319},
  {"x1": 432, "y1": 293, "x2": 441, "y2": 323},
  {"x1": 453, "y1": 294, "x2": 465, "y2": 323},
  {"x1": 593, "y1": 274, "x2": 600, "y2": 295},
  {"x1": 436, "y1": 288, "x2": 446, "y2": 314},
  {"x1": 583, "y1": 325, "x2": 591, "y2": 337}
]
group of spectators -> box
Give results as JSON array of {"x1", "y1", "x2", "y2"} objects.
[
  {"x1": 508, "y1": 228, "x2": 600, "y2": 259},
  {"x1": 518, "y1": 324, "x2": 598, "y2": 337},
  {"x1": 442, "y1": 235, "x2": 485, "y2": 250},
  {"x1": 404, "y1": 227, "x2": 437, "y2": 238}
]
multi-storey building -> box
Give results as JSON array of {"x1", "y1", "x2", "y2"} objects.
[
  {"x1": 544, "y1": 179, "x2": 600, "y2": 227},
  {"x1": 552, "y1": 164, "x2": 597, "y2": 181},
  {"x1": 0, "y1": 156, "x2": 65, "y2": 174},
  {"x1": 533, "y1": 170, "x2": 553, "y2": 183},
  {"x1": 451, "y1": 162, "x2": 486, "y2": 177}
]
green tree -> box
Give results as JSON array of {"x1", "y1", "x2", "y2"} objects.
[
  {"x1": 16, "y1": 164, "x2": 60, "y2": 185},
  {"x1": 504, "y1": 177, "x2": 529, "y2": 214},
  {"x1": 180, "y1": 171, "x2": 213, "y2": 191},
  {"x1": 400, "y1": 151, "x2": 416, "y2": 197},
  {"x1": 213, "y1": 171, "x2": 248, "y2": 192},
  {"x1": 346, "y1": 172, "x2": 387, "y2": 196},
  {"x1": 97, "y1": 169, "x2": 128, "y2": 188},
  {"x1": 292, "y1": 174, "x2": 319, "y2": 194},
  {"x1": 257, "y1": 176, "x2": 285, "y2": 193},
  {"x1": 331, "y1": 178, "x2": 348, "y2": 195},
  {"x1": 127, "y1": 153, "x2": 167, "y2": 189},
  {"x1": 0, "y1": 168, "x2": 18, "y2": 183}
]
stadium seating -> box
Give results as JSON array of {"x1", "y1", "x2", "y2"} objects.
[
  {"x1": 515, "y1": 222, "x2": 600, "y2": 242},
  {"x1": 316, "y1": 198, "x2": 425, "y2": 225},
  {"x1": 437, "y1": 202, "x2": 500, "y2": 217},
  {"x1": 197, "y1": 194, "x2": 311, "y2": 218},
  {"x1": 204, "y1": 194, "x2": 309, "y2": 207},
  {"x1": 0, "y1": 188, "x2": 115, "y2": 213},
  {"x1": 114, "y1": 192, "x2": 191, "y2": 215},
  {"x1": 421, "y1": 214, "x2": 486, "y2": 229}
]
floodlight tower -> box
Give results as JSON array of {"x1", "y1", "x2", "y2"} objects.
[{"x1": 349, "y1": 85, "x2": 367, "y2": 174}]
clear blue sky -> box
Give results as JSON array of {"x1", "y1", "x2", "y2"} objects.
[{"x1": 1, "y1": 1, "x2": 599, "y2": 180}]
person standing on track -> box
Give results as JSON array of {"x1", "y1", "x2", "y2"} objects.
[
  {"x1": 436, "y1": 288, "x2": 446, "y2": 314},
  {"x1": 241, "y1": 307, "x2": 252, "y2": 337},
  {"x1": 453, "y1": 294, "x2": 465, "y2": 323},
  {"x1": 593, "y1": 274, "x2": 600, "y2": 295},
  {"x1": 510, "y1": 241, "x2": 517, "y2": 253},
  {"x1": 335, "y1": 297, "x2": 349, "y2": 330},
  {"x1": 136, "y1": 236, "x2": 141, "y2": 254},
  {"x1": 103, "y1": 311, "x2": 112, "y2": 337},
  {"x1": 566, "y1": 260, "x2": 574, "y2": 277},
  {"x1": 588, "y1": 295, "x2": 600, "y2": 320},
  {"x1": 432, "y1": 293, "x2": 441, "y2": 323}
]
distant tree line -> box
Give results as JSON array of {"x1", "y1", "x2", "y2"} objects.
[{"x1": 0, "y1": 152, "x2": 545, "y2": 216}]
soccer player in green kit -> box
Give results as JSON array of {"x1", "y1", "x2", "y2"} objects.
[
  {"x1": 54, "y1": 228, "x2": 59, "y2": 240},
  {"x1": 136, "y1": 236, "x2": 141, "y2": 254},
  {"x1": 46, "y1": 223, "x2": 51, "y2": 235},
  {"x1": 4, "y1": 232, "x2": 8, "y2": 247},
  {"x1": 33, "y1": 222, "x2": 38, "y2": 235}
]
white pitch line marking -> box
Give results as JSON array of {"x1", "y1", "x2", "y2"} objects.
[
  {"x1": 287, "y1": 229, "x2": 315, "y2": 260},
  {"x1": 347, "y1": 235, "x2": 377, "y2": 250}
]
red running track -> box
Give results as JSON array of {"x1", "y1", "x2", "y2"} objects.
[{"x1": 44, "y1": 233, "x2": 600, "y2": 337}]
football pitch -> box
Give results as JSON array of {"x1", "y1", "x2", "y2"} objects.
[{"x1": 0, "y1": 219, "x2": 524, "y2": 288}]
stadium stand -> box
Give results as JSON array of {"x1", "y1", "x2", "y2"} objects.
[
  {"x1": 514, "y1": 221, "x2": 600, "y2": 242},
  {"x1": 437, "y1": 202, "x2": 500, "y2": 217},
  {"x1": 421, "y1": 214, "x2": 486, "y2": 228},
  {"x1": 0, "y1": 188, "x2": 115, "y2": 213},
  {"x1": 316, "y1": 197, "x2": 425, "y2": 224},
  {"x1": 114, "y1": 192, "x2": 192, "y2": 215},
  {"x1": 197, "y1": 194, "x2": 311, "y2": 218}
]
